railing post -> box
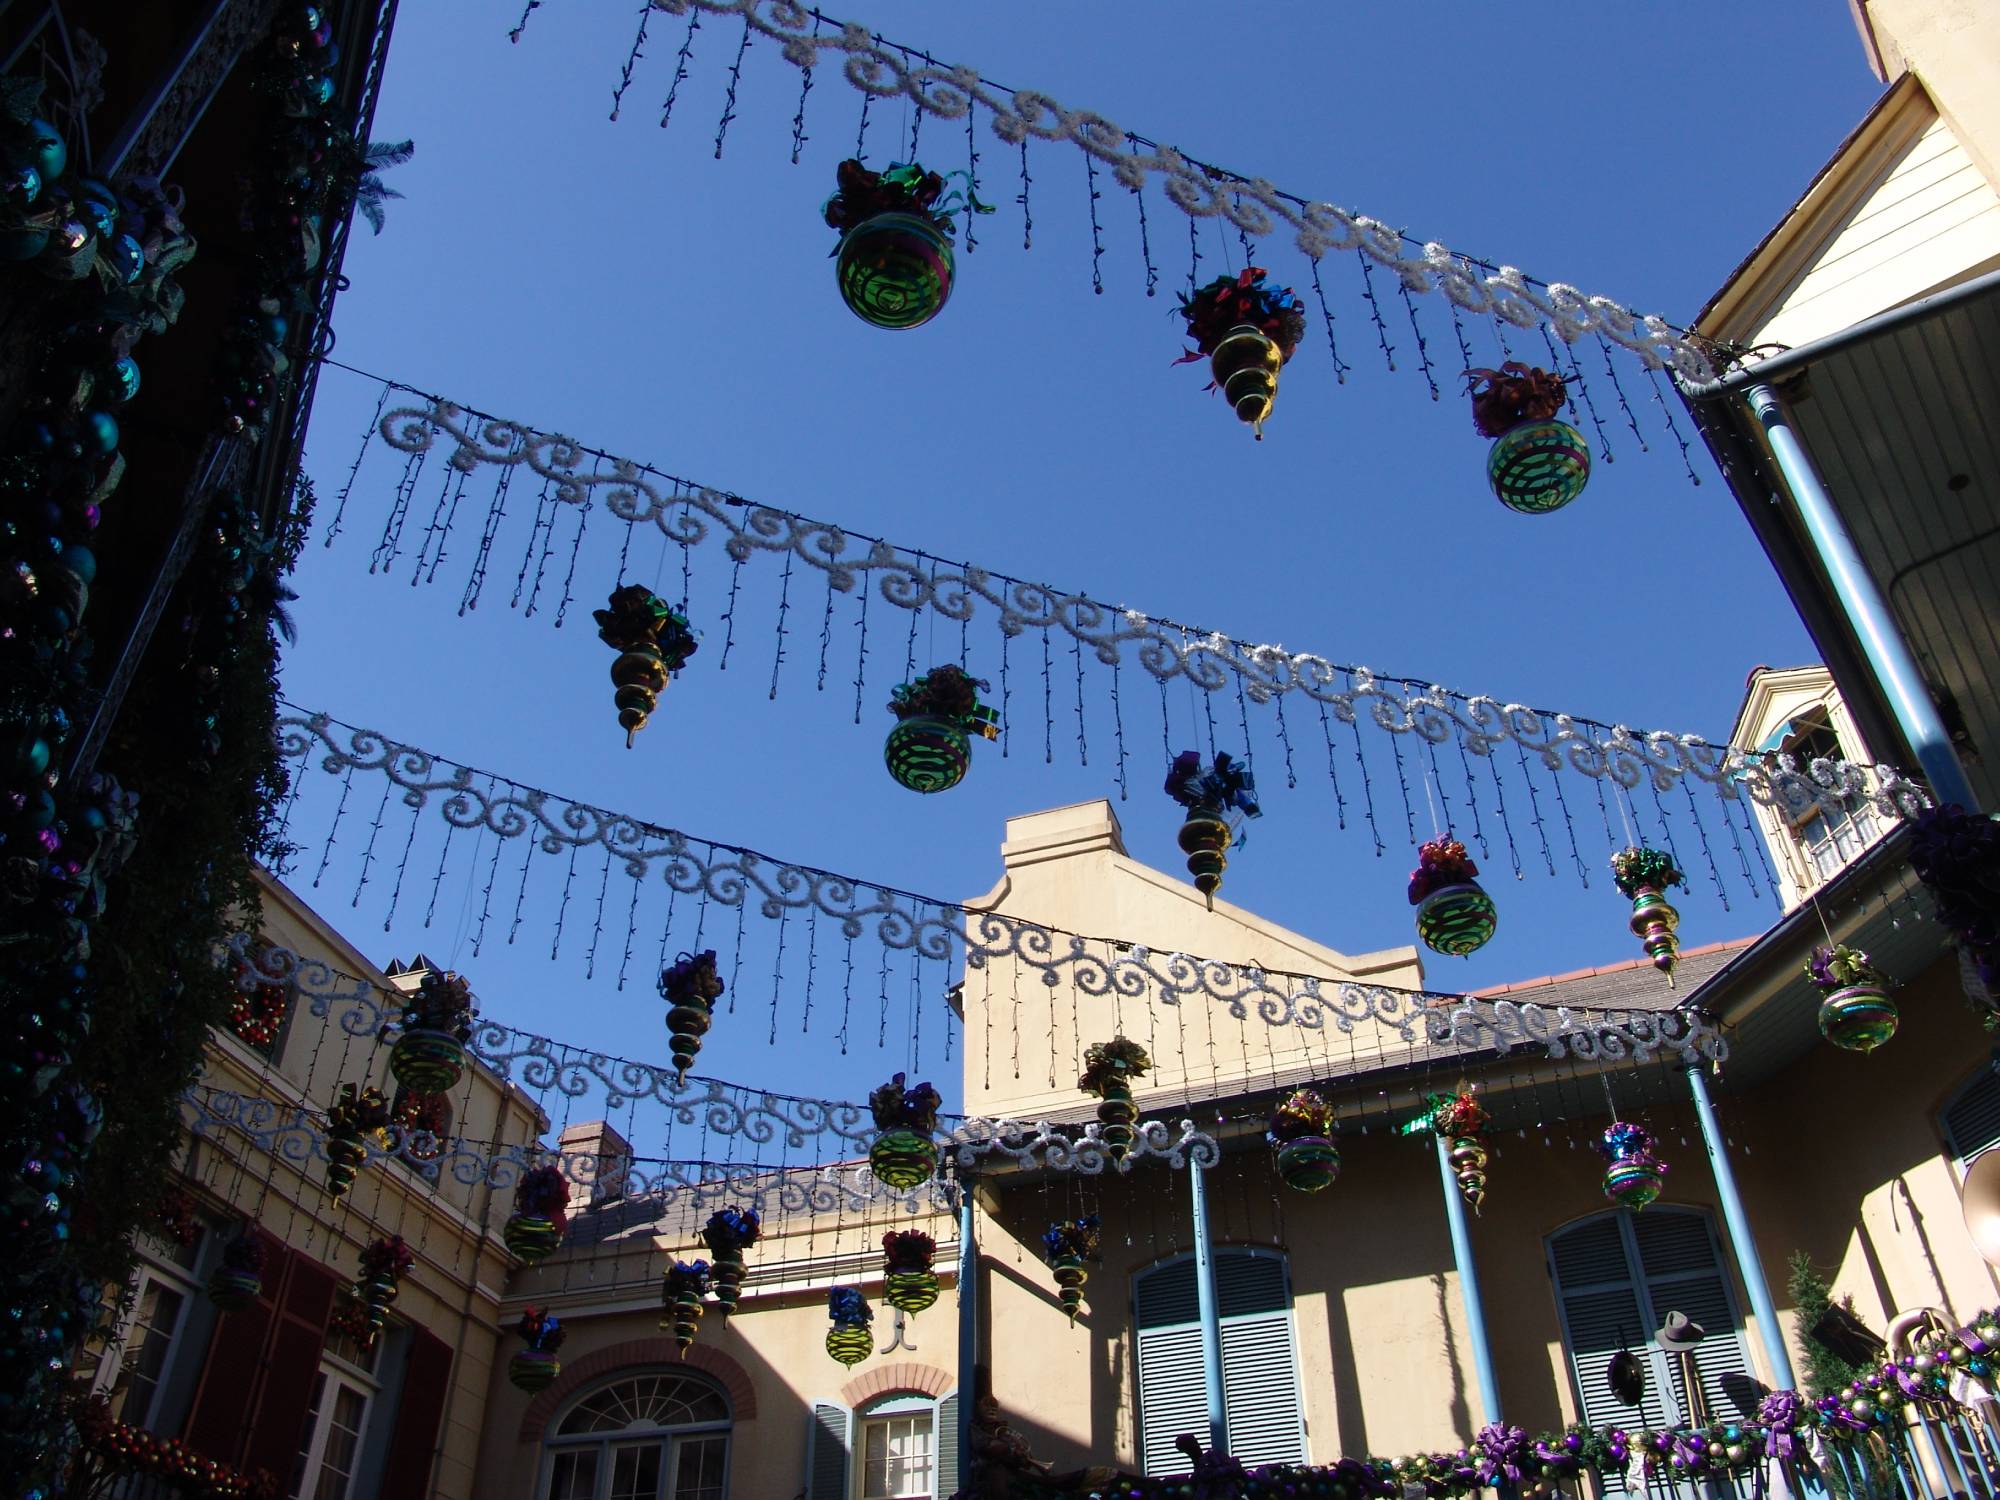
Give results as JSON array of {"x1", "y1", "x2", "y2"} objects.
[
  {"x1": 1434, "y1": 1132, "x2": 1503, "y2": 1425},
  {"x1": 1189, "y1": 1159, "x2": 1229, "y2": 1455},
  {"x1": 1684, "y1": 1063, "x2": 1796, "y2": 1391}
]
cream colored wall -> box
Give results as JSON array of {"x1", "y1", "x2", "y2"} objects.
[
  {"x1": 1858, "y1": 0, "x2": 2000, "y2": 191},
  {"x1": 959, "y1": 801, "x2": 1425, "y2": 1122}
]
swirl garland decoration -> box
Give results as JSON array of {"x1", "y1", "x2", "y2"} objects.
[
  {"x1": 349, "y1": 387, "x2": 1929, "y2": 836},
  {"x1": 266, "y1": 717, "x2": 1731, "y2": 1064},
  {"x1": 551, "y1": 0, "x2": 1712, "y2": 379}
]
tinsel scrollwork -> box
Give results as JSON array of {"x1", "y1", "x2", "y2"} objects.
[
  {"x1": 224, "y1": 931, "x2": 388, "y2": 1038},
  {"x1": 368, "y1": 400, "x2": 1927, "y2": 829},
  {"x1": 947, "y1": 1116, "x2": 1221, "y2": 1173},
  {"x1": 634, "y1": 0, "x2": 1710, "y2": 379},
  {"x1": 1436, "y1": 997, "x2": 1726, "y2": 1065}
]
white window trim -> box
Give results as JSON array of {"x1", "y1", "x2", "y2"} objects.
[
  {"x1": 536, "y1": 1373, "x2": 734, "y2": 1500},
  {"x1": 290, "y1": 1362, "x2": 377, "y2": 1500},
  {"x1": 92, "y1": 1227, "x2": 209, "y2": 1426},
  {"x1": 854, "y1": 1396, "x2": 937, "y2": 1500}
]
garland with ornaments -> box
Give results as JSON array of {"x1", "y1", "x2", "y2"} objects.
[{"x1": 70, "y1": 1390, "x2": 277, "y2": 1499}]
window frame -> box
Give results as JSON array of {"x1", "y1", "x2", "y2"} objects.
[
  {"x1": 853, "y1": 1394, "x2": 936, "y2": 1500},
  {"x1": 91, "y1": 1220, "x2": 212, "y2": 1430},
  {"x1": 287, "y1": 1357, "x2": 379, "y2": 1500},
  {"x1": 537, "y1": 1369, "x2": 734, "y2": 1500}
]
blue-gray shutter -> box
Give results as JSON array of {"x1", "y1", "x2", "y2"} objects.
[
  {"x1": 805, "y1": 1400, "x2": 850, "y2": 1500},
  {"x1": 1632, "y1": 1211, "x2": 1757, "y2": 1423},
  {"x1": 934, "y1": 1392, "x2": 959, "y2": 1495},
  {"x1": 1943, "y1": 1070, "x2": 2000, "y2": 1164}
]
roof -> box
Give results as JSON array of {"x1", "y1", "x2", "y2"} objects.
[{"x1": 1480, "y1": 939, "x2": 1758, "y2": 1009}]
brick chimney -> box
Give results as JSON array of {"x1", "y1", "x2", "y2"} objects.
[{"x1": 557, "y1": 1119, "x2": 632, "y2": 1204}]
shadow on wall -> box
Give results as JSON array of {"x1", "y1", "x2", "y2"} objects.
[{"x1": 1431, "y1": 1270, "x2": 1471, "y2": 1443}]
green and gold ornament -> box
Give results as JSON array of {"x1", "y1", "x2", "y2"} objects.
[
  {"x1": 324, "y1": 1083, "x2": 389, "y2": 1200},
  {"x1": 881, "y1": 1229, "x2": 940, "y2": 1316},
  {"x1": 1611, "y1": 847, "x2": 1685, "y2": 983},
  {"x1": 1042, "y1": 1216, "x2": 1101, "y2": 1324},
  {"x1": 1078, "y1": 1037, "x2": 1150, "y2": 1164},
  {"x1": 826, "y1": 1285, "x2": 874, "y2": 1366},
  {"x1": 1467, "y1": 362, "x2": 1591, "y2": 514},
  {"x1": 884, "y1": 664, "x2": 1000, "y2": 793},
  {"x1": 510, "y1": 1305, "x2": 565, "y2": 1394},
  {"x1": 1268, "y1": 1089, "x2": 1340, "y2": 1194},
  {"x1": 1402, "y1": 1089, "x2": 1491, "y2": 1213},
  {"x1": 503, "y1": 1163, "x2": 571, "y2": 1264},
  {"x1": 388, "y1": 969, "x2": 475, "y2": 1097},
  {"x1": 350, "y1": 1235, "x2": 413, "y2": 1349},
  {"x1": 1408, "y1": 837, "x2": 1498, "y2": 957},
  {"x1": 593, "y1": 585, "x2": 698, "y2": 747},
  {"x1": 660, "y1": 949, "x2": 724, "y2": 1082},
  {"x1": 823, "y1": 158, "x2": 990, "y2": 330},
  {"x1": 662, "y1": 1259, "x2": 710, "y2": 1355},
  {"x1": 867, "y1": 1073, "x2": 942, "y2": 1190},
  {"x1": 1176, "y1": 268, "x2": 1308, "y2": 439},
  {"x1": 1598, "y1": 1122, "x2": 1667, "y2": 1211},
  {"x1": 1806, "y1": 944, "x2": 1897, "y2": 1054},
  {"x1": 1165, "y1": 750, "x2": 1260, "y2": 908},
  {"x1": 207, "y1": 1226, "x2": 268, "y2": 1312},
  {"x1": 702, "y1": 1207, "x2": 762, "y2": 1321}
]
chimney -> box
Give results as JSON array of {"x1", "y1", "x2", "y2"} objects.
[{"x1": 558, "y1": 1119, "x2": 633, "y2": 1204}]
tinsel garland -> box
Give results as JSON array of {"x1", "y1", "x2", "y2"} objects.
[{"x1": 69, "y1": 1392, "x2": 277, "y2": 1499}]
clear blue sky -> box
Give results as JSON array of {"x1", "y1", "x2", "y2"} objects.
[{"x1": 276, "y1": 1, "x2": 1884, "y2": 1129}]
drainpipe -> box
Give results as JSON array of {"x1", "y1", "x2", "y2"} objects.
[
  {"x1": 1742, "y1": 382, "x2": 1979, "y2": 813},
  {"x1": 1684, "y1": 1062, "x2": 1796, "y2": 1390},
  {"x1": 1189, "y1": 1160, "x2": 1229, "y2": 1455},
  {"x1": 1435, "y1": 1134, "x2": 1503, "y2": 1425},
  {"x1": 958, "y1": 1184, "x2": 978, "y2": 1480}
]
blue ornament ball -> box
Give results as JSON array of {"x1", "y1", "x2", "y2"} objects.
[
  {"x1": 82, "y1": 411, "x2": 118, "y2": 455},
  {"x1": 1, "y1": 163, "x2": 40, "y2": 210},
  {"x1": 55, "y1": 544, "x2": 95, "y2": 585},
  {"x1": 105, "y1": 232, "x2": 145, "y2": 284},
  {"x1": 101, "y1": 356, "x2": 141, "y2": 405},
  {"x1": 15, "y1": 119, "x2": 66, "y2": 182}
]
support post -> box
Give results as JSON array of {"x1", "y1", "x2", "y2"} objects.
[
  {"x1": 1189, "y1": 1160, "x2": 1228, "y2": 1456},
  {"x1": 1435, "y1": 1132, "x2": 1503, "y2": 1425},
  {"x1": 1743, "y1": 382, "x2": 1980, "y2": 812},
  {"x1": 958, "y1": 1184, "x2": 978, "y2": 1480}
]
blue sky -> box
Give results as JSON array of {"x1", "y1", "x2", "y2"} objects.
[{"x1": 276, "y1": 1, "x2": 1885, "y2": 1126}]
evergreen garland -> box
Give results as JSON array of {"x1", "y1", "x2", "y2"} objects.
[{"x1": 1785, "y1": 1251, "x2": 1870, "y2": 1398}]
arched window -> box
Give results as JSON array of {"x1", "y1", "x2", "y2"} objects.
[
  {"x1": 1131, "y1": 1248, "x2": 1305, "y2": 1476},
  {"x1": 1941, "y1": 1068, "x2": 2000, "y2": 1167},
  {"x1": 1547, "y1": 1208, "x2": 1753, "y2": 1489},
  {"x1": 542, "y1": 1371, "x2": 730, "y2": 1500}
]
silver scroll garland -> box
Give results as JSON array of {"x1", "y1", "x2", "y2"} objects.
[
  {"x1": 368, "y1": 395, "x2": 1930, "y2": 833},
  {"x1": 614, "y1": 0, "x2": 1711, "y2": 379}
]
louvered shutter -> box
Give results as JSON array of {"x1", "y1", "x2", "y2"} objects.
[
  {"x1": 1632, "y1": 1213, "x2": 1757, "y2": 1423},
  {"x1": 1943, "y1": 1071, "x2": 2000, "y2": 1164},
  {"x1": 805, "y1": 1400, "x2": 850, "y2": 1500},
  {"x1": 934, "y1": 1392, "x2": 959, "y2": 1496}
]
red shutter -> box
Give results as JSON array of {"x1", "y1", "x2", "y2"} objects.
[
  {"x1": 242, "y1": 1252, "x2": 341, "y2": 1479},
  {"x1": 378, "y1": 1325, "x2": 454, "y2": 1500},
  {"x1": 183, "y1": 1242, "x2": 288, "y2": 1466}
]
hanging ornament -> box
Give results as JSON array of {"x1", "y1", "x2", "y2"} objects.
[
  {"x1": 1267, "y1": 1089, "x2": 1340, "y2": 1193},
  {"x1": 881, "y1": 1230, "x2": 940, "y2": 1315},
  {"x1": 510, "y1": 1306, "x2": 565, "y2": 1393},
  {"x1": 660, "y1": 949, "x2": 724, "y2": 1081},
  {"x1": 1078, "y1": 1037, "x2": 1151, "y2": 1163},
  {"x1": 1466, "y1": 362, "x2": 1591, "y2": 514},
  {"x1": 884, "y1": 664, "x2": 1000, "y2": 793},
  {"x1": 350, "y1": 1235, "x2": 414, "y2": 1349},
  {"x1": 1408, "y1": 837, "x2": 1498, "y2": 956},
  {"x1": 826, "y1": 1285, "x2": 875, "y2": 1365},
  {"x1": 1598, "y1": 1122, "x2": 1667, "y2": 1211},
  {"x1": 1610, "y1": 847, "x2": 1685, "y2": 983},
  {"x1": 1041, "y1": 1216, "x2": 1101, "y2": 1324},
  {"x1": 592, "y1": 585, "x2": 699, "y2": 747},
  {"x1": 503, "y1": 1163, "x2": 571, "y2": 1264},
  {"x1": 1176, "y1": 267, "x2": 1307, "y2": 438},
  {"x1": 387, "y1": 968, "x2": 476, "y2": 1096},
  {"x1": 661, "y1": 1259, "x2": 711, "y2": 1354},
  {"x1": 823, "y1": 158, "x2": 990, "y2": 330},
  {"x1": 226, "y1": 969, "x2": 288, "y2": 1049},
  {"x1": 1402, "y1": 1089, "x2": 1491, "y2": 1213},
  {"x1": 207, "y1": 1226, "x2": 268, "y2": 1311},
  {"x1": 1165, "y1": 750, "x2": 1261, "y2": 908},
  {"x1": 324, "y1": 1083, "x2": 389, "y2": 1200},
  {"x1": 867, "y1": 1073, "x2": 942, "y2": 1189},
  {"x1": 1805, "y1": 944, "x2": 1898, "y2": 1053},
  {"x1": 702, "y1": 1207, "x2": 762, "y2": 1321}
]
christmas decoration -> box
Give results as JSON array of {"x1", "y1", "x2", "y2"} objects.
[
  {"x1": 1176, "y1": 267, "x2": 1307, "y2": 438},
  {"x1": 70, "y1": 1391, "x2": 275, "y2": 1499},
  {"x1": 390, "y1": 1088, "x2": 451, "y2": 1161},
  {"x1": 826, "y1": 1285, "x2": 875, "y2": 1366},
  {"x1": 1078, "y1": 1037, "x2": 1151, "y2": 1164},
  {"x1": 1466, "y1": 362, "x2": 1591, "y2": 513},
  {"x1": 1909, "y1": 806, "x2": 2000, "y2": 1024},
  {"x1": 1165, "y1": 749, "x2": 1260, "y2": 907},
  {"x1": 510, "y1": 1306, "x2": 565, "y2": 1393},
  {"x1": 660, "y1": 949, "x2": 723, "y2": 1081},
  {"x1": 503, "y1": 1163, "x2": 571, "y2": 1264},
  {"x1": 1611, "y1": 847, "x2": 1684, "y2": 982},
  {"x1": 881, "y1": 1229, "x2": 939, "y2": 1315},
  {"x1": 702, "y1": 1206, "x2": 762, "y2": 1321},
  {"x1": 324, "y1": 1083, "x2": 389, "y2": 1199},
  {"x1": 1806, "y1": 945, "x2": 1897, "y2": 1054},
  {"x1": 1403, "y1": 1090, "x2": 1491, "y2": 1213},
  {"x1": 207, "y1": 1226, "x2": 268, "y2": 1312},
  {"x1": 1598, "y1": 1122, "x2": 1667, "y2": 1211},
  {"x1": 153, "y1": 1187, "x2": 202, "y2": 1248},
  {"x1": 592, "y1": 585, "x2": 698, "y2": 746},
  {"x1": 350, "y1": 1235, "x2": 414, "y2": 1349},
  {"x1": 662, "y1": 1258, "x2": 710, "y2": 1354},
  {"x1": 387, "y1": 968, "x2": 476, "y2": 1096},
  {"x1": 867, "y1": 1073, "x2": 941, "y2": 1190},
  {"x1": 1407, "y1": 837, "x2": 1497, "y2": 956},
  {"x1": 1267, "y1": 1089, "x2": 1340, "y2": 1193},
  {"x1": 226, "y1": 970, "x2": 288, "y2": 1050},
  {"x1": 884, "y1": 664, "x2": 1000, "y2": 793},
  {"x1": 823, "y1": 158, "x2": 989, "y2": 330},
  {"x1": 1041, "y1": 1216, "x2": 1102, "y2": 1324}
]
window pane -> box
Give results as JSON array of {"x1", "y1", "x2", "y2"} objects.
[
  {"x1": 114, "y1": 1281, "x2": 188, "y2": 1429},
  {"x1": 547, "y1": 1449, "x2": 600, "y2": 1500},
  {"x1": 860, "y1": 1415, "x2": 932, "y2": 1499},
  {"x1": 311, "y1": 1383, "x2": 369, "y2": 1500},
  {"x1": 672, "y1": 1435, "x2": 727, "y2": 1500},
  {"x1": 288, "y1": 1374, "x2": 329, "y2": 1500},
  {"x1": 610, "y1": 1441, "x2": 663, "y2": 1500},
  {"x1": 560, "y1": 1375, "x2": 727, "y2": 1434}
]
